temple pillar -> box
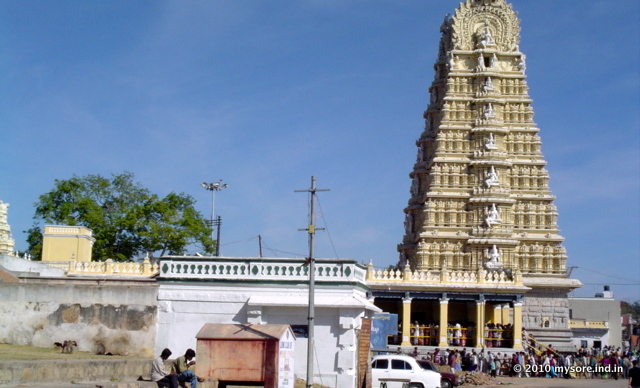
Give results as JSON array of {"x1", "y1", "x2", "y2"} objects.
[
  {"x1": 512, "y1": 301, "x2": 523, "y2": 349},
  {"x1": 401, "y1": 297, "x2": 412, "y2": 346},
  {"x1": 501, "y1": 303, "x2": 510, "y2": 324},
  {"x1": 438, "y1": 298, "x2": 449, "y2": 347},
  {"x1": 493, "y1": 304, "x2": 502, "y2": 324},
  {"x1": 475, "y1": 300, "x2": 485, "y2": 347}
]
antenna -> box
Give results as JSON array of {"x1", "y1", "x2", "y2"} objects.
[{"x1": 295, "y1": 176, "x2": 329, "y2": 388}]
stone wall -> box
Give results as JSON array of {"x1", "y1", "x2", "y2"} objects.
[
  {"x1": 0, "y1": 279, "x2": 158, "y2": 357},
  {"x1": 523, "y1": 289, "x2": 574, "y2": 351}
]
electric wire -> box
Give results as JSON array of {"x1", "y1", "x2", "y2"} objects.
[
  {"x1": 220, "y1": 235, "x2": 258, "y2": 247},
  {"x1": 575, "y1": 266, "x2": 638, "y2": 283},
  {"x1": 316, "y1": 195, "x2": 339, "y2": 259}
]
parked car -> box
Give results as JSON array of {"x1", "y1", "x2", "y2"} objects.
[
  {"x1": 371, "y1": 355, "x2": 442, "y2": 388},
  {"x1": 416, "y1": 359, "x2": 460, "y2": 388}
]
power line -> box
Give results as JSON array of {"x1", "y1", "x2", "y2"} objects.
[
  {"x1": 574, "y1": 266, "x2": 638, "y2": 283},
  {"x1": 220, "y1": 235, "x2": 258, "y2": 247},
  {"x1": 316, "y1": 195, "x2": 339, "y2": 259}
]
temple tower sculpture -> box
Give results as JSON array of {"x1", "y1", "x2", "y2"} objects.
[
  {"x1": 0, "y1": 201, "x2": 16, "y2": 255},
  {"x1": 398, "y1": 0, "x2": 581, "y2": 349}
]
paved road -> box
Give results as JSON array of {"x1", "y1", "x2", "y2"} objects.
[{"x1": 482, "y1": 376, "x2": 628, "y2": 387}]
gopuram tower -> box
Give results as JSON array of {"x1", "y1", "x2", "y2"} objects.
[
  {"x1": 395, "y1": 0, "x2": 582, "y2": 350},
  {"x1": 0, "y1": 201, "x2": 15, "y2": 255}
]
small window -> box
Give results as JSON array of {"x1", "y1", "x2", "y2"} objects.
[
  {"x1": 581, "y1": 340, "x2": 588, "y2": 348},
  {"x1": 391, "y1": 360, "x2": 412, "y2": 370},
  {"x1": 372, "y1": 359, "x2": 389, "y2": 369},
  {"x1": 290, "y1": 325, "x2": 308, "y2": 338},
  {"x1": 484, "y1": 56, "x2": 491, "y2": 68}
]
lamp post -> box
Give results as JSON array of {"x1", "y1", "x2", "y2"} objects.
[{"x1": 200, "y1": 180, "x2": 227, "y2": 256}]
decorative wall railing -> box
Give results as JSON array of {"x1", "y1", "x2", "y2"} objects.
[
  {"x1": 159, "y1": 257, "x2": 368, "y2": 285},
  {"x1": 366, "y1": 263, "x2": 523, "y2": 286},
  {"x1": 46, "y1": 258, "x2": 159, "y2": 277},
  {"x1": 569, "y1": 320, "x2": 608, "y2": 329}
]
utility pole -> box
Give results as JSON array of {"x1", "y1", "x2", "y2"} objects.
[
  {"x1": 295, "y1": 176, "x2": 329, "y2": 388},
  {"x1": 215, "y1": 215, "x2": 222, "y2": 256},
  {"x1": 201, "y1": 180, "x2": 227, "y2": 256}
]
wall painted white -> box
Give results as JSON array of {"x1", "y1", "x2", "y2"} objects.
[{"x1": 155, "y1": 282, "x2": 378, "y2": 388}]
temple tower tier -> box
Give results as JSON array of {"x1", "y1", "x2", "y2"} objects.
[{"x1": 397, "y1": 0, "x2": 581, "y2": 351}]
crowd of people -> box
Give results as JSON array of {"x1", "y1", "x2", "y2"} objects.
[{"x1": 403, "y1": 342, "x2": 640, "y2": 381}]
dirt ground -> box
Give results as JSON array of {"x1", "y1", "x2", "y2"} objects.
[{"x1": 480, "y1": 375, "x2": 628, "y2": 388}]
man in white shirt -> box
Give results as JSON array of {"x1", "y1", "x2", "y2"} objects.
[{"x1": 151, "y1": 348, "x2": 179, "y2": 388}]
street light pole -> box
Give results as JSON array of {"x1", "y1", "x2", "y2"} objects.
[{"x1": 200, "y1": 180, "x2": 227, "y2": 256}]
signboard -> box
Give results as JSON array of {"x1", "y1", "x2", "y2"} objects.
[
  {"x1": 278, "y1": 328, "x2": 295, "y2": 388},
  {"x1": 371, "y1": 313, "x2": 398, "y2": 349}
]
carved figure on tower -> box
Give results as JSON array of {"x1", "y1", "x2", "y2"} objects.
[
  {"x1": 490, "y1": 53, "x2": 498, "y2": 68},
  {"x1": 483, "y1": 103, "x2": 496, "y2": 119},
  {"x1": 482, "y1": 76, "x2": 494, "y2": 92},
  {"x1": 446, "y1": 51, "x2": 456, "y2": 70},
  {"x1": 484, "y1": 166, "x2": 500, "y2": 187},
  {"x1": 477, "y1": 21, "x2": 495, "y2": 48},
  {"x1": 476, "y1": 53, "x2": 485, "y2": 70},
  {"x1": 485, "y1": 244, "x2": 503, "y2": 269},
  {"x1": 484, "y1": 133, "x2": 498, "y2": 149},
  {"x1": 485, "y1": 203, "x2": 502, "y2": 226},
  {"x1": 518, "y1": 54, "x2": 527, "y2": 74}
]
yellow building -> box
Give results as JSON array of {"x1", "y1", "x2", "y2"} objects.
[{"x1": 41, "y1": 225, "x2": 95, "y2": 262}]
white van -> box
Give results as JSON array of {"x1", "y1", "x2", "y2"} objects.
[{"x1": 371, "y1": 354, "x2": 442, "y2": 388}]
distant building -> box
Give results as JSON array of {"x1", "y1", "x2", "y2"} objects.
[
  {"x1": 568, "y1": 286, "x2": 621, "y2": 349},
  {"x1": 41, "y1": 225, "x2": 95, "y2": 262}
]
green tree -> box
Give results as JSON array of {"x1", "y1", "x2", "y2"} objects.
[
  {"x1": 26, "y1": 172, "x2": 214, "y2": 261},
  {"x1": 621, "y1": 300, "x2": 640, "y2": 319}
]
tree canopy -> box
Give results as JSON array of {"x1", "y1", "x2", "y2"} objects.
[
  {"x1": 26, "y1": 172, "x2": 214, "y2": 261},
  {"x1": 621, "y1": 300, "x2": 640, "y2": 319}
]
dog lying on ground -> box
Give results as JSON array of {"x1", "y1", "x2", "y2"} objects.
[{"x1": 54, "y1": 340, "x2": 78, "y2": 354}]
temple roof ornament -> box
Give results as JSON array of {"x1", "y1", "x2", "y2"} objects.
[{"x1": 450, "y1": 0, "x2": 520, "y2": 52}]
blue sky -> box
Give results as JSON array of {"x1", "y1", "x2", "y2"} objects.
[{"x1": 1, "y1": 1, "x2": 638, "y2": 301}]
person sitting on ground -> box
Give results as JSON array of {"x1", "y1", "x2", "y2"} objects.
[
  {"x1": 151, "y1": 348, "x2": 179, "y2": 388},
  {"x1": 171, "y1": 348, "x2": 205, "y2": 388}
]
